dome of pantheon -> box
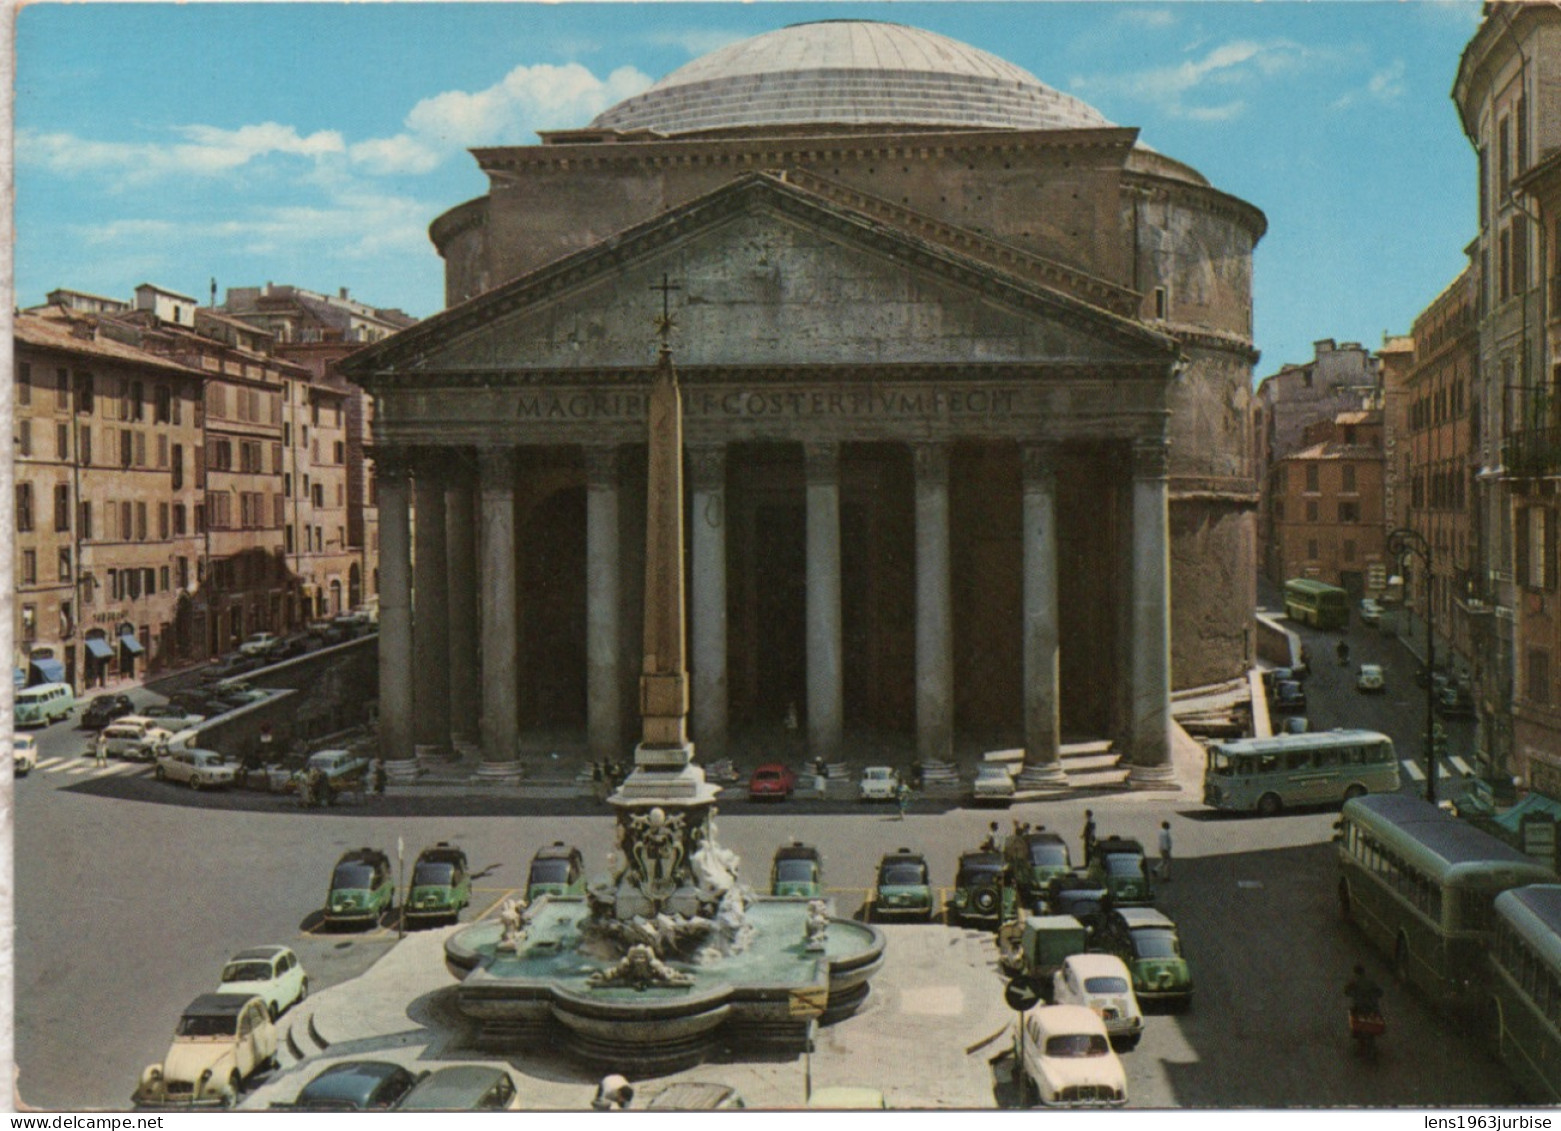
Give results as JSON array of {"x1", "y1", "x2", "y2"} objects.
[{"x1": 588, "y1": 20, "x2": 1116, "y2": 136}]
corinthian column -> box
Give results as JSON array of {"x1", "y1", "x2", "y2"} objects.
[
  {"x1": 914, "y1": 442, "x2": 953, "y2": 764},
  {"x1": 805, "y1": 442, "x2": 844, "y2": 763},
  {"x1": 1127, "y1": 436, "x2": 1177, "y2": 789},
  {"x1": 412, "y1": 456, "x2": 451, "y2": 757},
  {"x1": 1019, "y1": 443, "x2": 1067, "y2": 788},
  {"x1": 688, "y1": 444, "x2": 729, "y2": 759},
  {"x1": 477, "y1": 447, "x2": 521, "y2": 780},
  {"x1": 375, "y1": 451, "x2": 414, "y2": 767},
  {"x1": 585, "y1": 446, "x2": 623, "y2": 764},
  {"x1": 446, "y1": 461, "x2": 479, "y2": 752}
]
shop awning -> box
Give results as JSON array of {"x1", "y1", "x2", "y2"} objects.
[
  {"x1": 1493, "y1": 792, "x2": 1561, "y2": 834},
  {"x1": 13, "y1": 668, "x2": 26, "y2": 689},
  {"x1": 119, "y1": 634, "x2": 145, "y2": 655},
  {"x1": 85, "y1": 638, "x2": 114, "y2": 659},
  {"x1": 28, "y1": 658, "x2": 66, "y2": 685}
]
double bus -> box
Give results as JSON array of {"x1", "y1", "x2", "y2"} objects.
[
  {"x1": 1203, "y1": 729, "x2": 1399, "y2": 816},
  {"x1": 1489, "y1": 885, "x2": 1561, "y2": 1102},
  {"x1": 1337, "y1": 794, "x2": 1558, "y2": 1009},
  {"x1": 1283, "y1": 578, "x2": 1349, "y2": 630}
]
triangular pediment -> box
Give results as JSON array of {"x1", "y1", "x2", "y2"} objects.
[{"x1": 346, "y1": 173, "x2": 1177, "y2": 383}]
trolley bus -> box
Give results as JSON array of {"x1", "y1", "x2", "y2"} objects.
[
  {"x1": 1203, "y1": 729, "x2": 1399, "y2": 816},
  {"x1": 1283, "y1": 578, "x2": 1350, "y2": 630},
  {"x1": 1489, "y1": 885, "x2": 1561, "y2": 1102},
  {"x1": 1337, "y1": 794, "x2": 1558, "y2": 1010}
]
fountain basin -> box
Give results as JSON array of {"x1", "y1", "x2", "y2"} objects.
[{"x1": 445, "y1": 898, "x2": 885, "y2": 1074}]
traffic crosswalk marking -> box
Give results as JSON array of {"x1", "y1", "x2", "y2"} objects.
[
  {"x1": 36, "y1": 757, "x2": 150, "y2": 779},
  {"x1": 1401, "y1": 759, "x2": 1456, "y2": 783}
]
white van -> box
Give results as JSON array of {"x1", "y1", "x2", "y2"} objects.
[
  {"x1": 101, "y1": 717, "x2": 174, "y2": 762},
  {"x1": 15, "y1": 682, "x2": 75, "y2": 727}
]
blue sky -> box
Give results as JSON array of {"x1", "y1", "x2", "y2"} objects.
[{"x1": 14, "y1": 1, "x2": 1486, "y2": 375}]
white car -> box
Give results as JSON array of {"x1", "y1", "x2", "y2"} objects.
[
  {"x1": 1357, "y1": 663, "x2": 1386, "y2": 693},
  {"x1": 1051, "y1": 953, "x2": 1143, "y2": 1050},
  {"x1": 133, "y1": 994, "x2": 276, "y2": 1108},
  {"x1": 972, "y1": 763, "x2": 1017, "y2": 805},
  {"x1": 306, "y1": 748, "x2": 369, "y2": 782},
  {"x1": 1015, "y1": 1004, "x2": 1127, "y2": 1108},
  {"x1": 101, "y1": 716, "x2": 175, "y2": 762},
  {"x1": 218, "y1": 946, "x2": 308, "y2": 1022},
  {"x1": 12, "y1": 734, "x2": 38, "y2": 776},
  {"x1": 238, "y1": 632, "x2": 280, "y2": 657},
  {"x1": 156, "y1": 747, "x2": 237, "y2": 790},
  {"x1": 858, "y1": 765, "x2": 899, "y2": 802}
]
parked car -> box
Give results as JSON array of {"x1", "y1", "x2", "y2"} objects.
[
  {"x1": 1087, "y1": 837, "x2": 1155, "y2": 907},
  {"x1": 140, "y1": 702, "x2": 208, "y2": 730},
  {"x1": 1051, "y1": 952, "x2": 1144, "y2": 1050},
  {"x1": 1282, "y1": 716, "x2": 1311, "y2": 735},
  {"x1": 101, "y1": 717, "x2": 175, "y2": 762},
  {"x1": 858, "y1": 765, "x2": 900, "y2": 802},
  {"x1": 203, "y1": 653, "x2": 262, "y2": 682},
  {"x1": 1007, "y1": 831, "x2": 1074, "y2": 910},
  {"x1": 1095, "y1": 907, "x2": 1193, "y2": 1012},
  {"x1": 81, "y1": 692, "x2": 135, "y2": 730},
  {"x1": 526, "y1": 841, "x2": 586, "y2": 900},
  {"x1": 1357, "y1": 663, "x2": 1386, "y2": 693},
  {"x1": 304, "y1": 748, "x2": 369, "y2": 784},
  {"x1": 770, "y1": 841, "x2": 824, "y2": 898},
  {"x1": 871, "y1": 848, "x2": 934, "y2": 920},
  {"x1": 156, "y1": 747, "x2": 237, "y2": 789},
  {"x1": 324, "y1": 847, "x2": 396, "y2": 927},
  {"x1": 238, "y1": 632, "x2": 281, "y2": 658},
  {"x1": 1359, "y1": 598, "x2": 1383, "y2": 626},
  {"x1": 211, "y1": 681, "x2": 270, "y2": 709},
  {"x1": 1271, "y1": 680, "x2": 1307, "y2": 713},
  {"x1": 1260, "y1": 666, "x2": 1294, "y2": 693},
  {"x1": 133, "y1": 994, "x2": 277, "y2": 1108},
  {"x1": 218, "y1": 946, "x2": 308, "y2": 1022},
  {"x1": 1437, "y1": 684, "x2": 1476, "y2": 718},
  {"x1": 972, "y1": 763, "x2": 1017, "y2": 806},
  {"x1": 12, "y1": 734, "x2": 38, "y2": 776},
  {"x1": 949, "y1": 850, "x2": 1013, "y2": 927},
  {"x1": 1013, "y1": 1004, "x2": 1127, "y2": 1108},
  {"x1": 287, "y1": 1061, "x2": 422, "y2": 1112},
  {"x1": 747, "y1": 762, "x2": 797, "y2": 801},
  {"x1": 1045, "y1": 873, "x2": 1111, "y2": 929},
  {"x1": 406, "y1": 842, "x2": 472, "y2": 923},
  {"x1": 170, "y1": 690, "x2": 228, "y2": 719},
  {"x1": 398, "y1": 1065, "x2": 520, "y2": 1112}
]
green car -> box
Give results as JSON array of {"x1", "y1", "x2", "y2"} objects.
[
  {"x1": 1097, "y1": 907, "x2": 1193, "y2": 1011},
  {"x1": 405, "y1": 842, "x2": 471, "y2": 923},
  {"x1": 771, "y1": 841, "x2": 824, "y2": 898},
  {"x1": 1006, "y1": 831, "x2": 1074, "y2": 910},
  {"x1": 1088, "y1": 837, "x2": 1155, "y2": 907},
  {"x1": 872, "y1": 848, "x2": 934, "y2": 921},
  {"x1": 324, "y1": 847, "x2": 396, "y2": 927},
  {"x1": 949, "y1": 851, "x2": 1016, "y2": 927},
  {"x1": 526, "y1": 842, "x2": 586, "y2": 900}
]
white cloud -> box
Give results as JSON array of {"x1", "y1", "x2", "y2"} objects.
[
  {"x1": 1330, "y1": 59, "x2": 1407, "y2": 111},
  {"x1": 18, "y1": 123, "x2": 344, "y2": 181},
  {"x1": 350, "y1": 61, "x2": 653, "y2": 174},
  {"x1": 1114, "y1": 8, "x2": 1178, "y2": 31},
  {"x1": 1075, "y1": 38, "x2": 1309, "y2": 121}
]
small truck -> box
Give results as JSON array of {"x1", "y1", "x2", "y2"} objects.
[{"x1": 998, "y1": 914, "x2": 1090, "y2": 992}]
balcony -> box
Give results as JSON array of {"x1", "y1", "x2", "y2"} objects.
[{"x1": 1503, "y1": 426, "x2": 1561, "y2": 478}]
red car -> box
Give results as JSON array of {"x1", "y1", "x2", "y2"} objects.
[{"x1": 748, "y1": 763, "x2": 797, "y2": 801}]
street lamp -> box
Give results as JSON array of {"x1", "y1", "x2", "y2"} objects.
[{"x1": 1388, "y1": 528, "x2": 1437, "y2": 805}]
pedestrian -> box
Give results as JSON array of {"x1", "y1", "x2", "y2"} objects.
[
  {"x1": 896, "y1": 782, "x2": 912, "y2": 820},
  {"x1": 1157, "y1": 820, "x2": 1173, "y2": 881},
  {"x1": 94, "y1": 730, "x2": 108, "y2": 767},
  {"x1": 591, "y1": 1074, "x2": 634, "y2": 1111},
  {"x1": 372, "y1": 759, "x2": 387, "y2": 796},
  {"x1": 1082, "y1": 809, "x2": 1096, "y2": 866},
  {"x1": 981, "y1": 821, "x2": 1001, "y2": 852}
]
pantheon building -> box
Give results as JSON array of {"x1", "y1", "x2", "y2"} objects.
[{"x1": 345, "y1": 21, "x2": 1265, "y2": 787}]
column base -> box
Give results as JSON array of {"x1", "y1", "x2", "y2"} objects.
[
  {"x1": 1015, "y1": 763, "x2": 1069, "y2": 789},
  {"x1": 381, "y1": 757, "x2": 422, "y2": 785},
  {"x1": 452, "y1": 737, "x2": 481, "y2": 761},
  {"x1": 475, "y1": 760, "x2": 524, "y2": 785},
  {"x1": 1126, "y1": 762, "x2": 1181, "y2": 791}
]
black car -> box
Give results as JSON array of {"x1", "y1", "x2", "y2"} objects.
[
  {"x1": 1045, "y1": 872, "x2": 1112, "y2": 931},
  {"x1": 170, "y1": 690, "x2": 228, "y2": 718},
  {"x1": 1271, "y1": 680, "x2": 1307, "y2": 713},
  {"x1": 81, "y1": 693, "x2": 135, "y2": 730},
  {"x1": 948, "y1": 850, "x2": 1013, "y2": 926},
  {"x1": 287, "y1": 1061, "x2": 423, "y2": 1112},
  {"x1": 324, "y1": 848, "x2": 397, "y2": 926}
]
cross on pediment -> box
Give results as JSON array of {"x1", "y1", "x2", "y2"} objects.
[{"x1": 650, "y1": 274, "x2": 681, "y2": 351}]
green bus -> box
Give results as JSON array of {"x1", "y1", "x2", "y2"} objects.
[
  {"x1": 1337, "y1": 794, "x2": 1558, "y2": 1010},
  {"x1": 1284, "y1": 578, "x2": 1349, "y2": 630},
  {"x1": 1489, "y1": 885, "x2": 1561, "y2": 1102},
  {"x1": 1203, "y1": 729, "x2": 1399, "y2": 816}
]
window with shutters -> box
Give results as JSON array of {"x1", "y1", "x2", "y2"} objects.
[
  {"x1": 16, "y1": 361, "x2": 29, "y2": 406},
  {"x1": 20, "y1": 550, "x2": 36, "y2": 585},
  {"x1": 57, "y1": 423, "x2": 69, "y2": 460},
  {"x1": 134, "y1": 431, "x2": 146, "y2": 467},
  {"x1": 120, "y1": 429, "x2": 133, "y2": 468},
  {"x1": 55, "y1": 484, "x2": 70, "y2": 532},
  {"x1": 56, "y1": 368, "x2": 70, "y2": 411},
  {"x1": 79, "y1": 501, "x2": 92, "y2": 541},
  {"x1": 136, "y1": 501, "x2": 148, "y2": 541},
  {"x1": 159, "y1": 502, "x2": 170, "y2": 540},
  {"x1": 121, "y1": 501, "x2": 132, "y2": 541},
  {"x1": 59, "y1": 548, "x2": 71, "y2": 582},
  {"x1": 17, "y1": 419, "x2": 31, "y2": 457},
  {"x1": 80, "y1": 426, "x2": 91, "y2": 466},
  {"x1": 16, "y1": 483, "x2": 33, "y2": 531},
  {"x1": 173, "y1": 503, "x2": 186, "y2": 536}
]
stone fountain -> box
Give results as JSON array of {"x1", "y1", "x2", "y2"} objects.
[{"x1": 445, "y1": 292, "x2": 883, "y2": 1074}]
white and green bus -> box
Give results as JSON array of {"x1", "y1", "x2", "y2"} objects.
[
  {"x1": 1337, "y1": 794, "x2": 1558, "y2": 1010},
  {"x1": 1283, "y1": 578, "x2": 1350, "y2": 630},
  {"x1": 1203, "y1": 729, "x2": 1399, "y2": 816},
  {"x1": 1489, "y1": 885, "x2": 1561, "y2": 1102}
]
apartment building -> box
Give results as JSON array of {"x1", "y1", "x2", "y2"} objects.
[{"x1": 1268, "y1": 411, "x2": 1388, "y2": 597}]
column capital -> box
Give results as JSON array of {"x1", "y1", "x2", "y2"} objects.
[
  {"x1": 477, "y1": 445, "x2": 518, "y2": 483},
  {"x1": 1131, "y1": 436, "x2": 1170, "y2": 480},
  {"x1": 1020, "y1": 442, "x2": 1061, "y2": 490},
  {"x1": 803, "y1": 441, "x2": 839, "y2": 486},
  {"x1": 373, "y1": 447, "x2": 414, "y2": 481},
  {"x1": 912, "y1": 441, "x2": 948, "y2": 483},
  {"x1": 441, "y1": 448, "x2": 479, "y2": 489},
  {"x1": 686, "y1": 444, "x2": 727, "y2": 491},
  {"x1": 584, "y1": 445, "x2": 622, "y2": 488},
  {"x1": 409, "y1": 447, "x2": 449, "y2": 484}
]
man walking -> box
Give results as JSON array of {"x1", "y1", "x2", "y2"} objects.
[
  {"x1": 94, "y1": 729, "x2": 108, "y2": 767},
  {"x1": 1157, "y1": 820, "x2": 1173, "y2": 881},
  {"x1": 1081, "y1": 810, "x2": 1096, "y2": 866}
]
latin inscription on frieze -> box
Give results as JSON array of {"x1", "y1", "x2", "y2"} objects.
[{"x1": 488, "y1": 387, "x2": 1020, "y2": 422}]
